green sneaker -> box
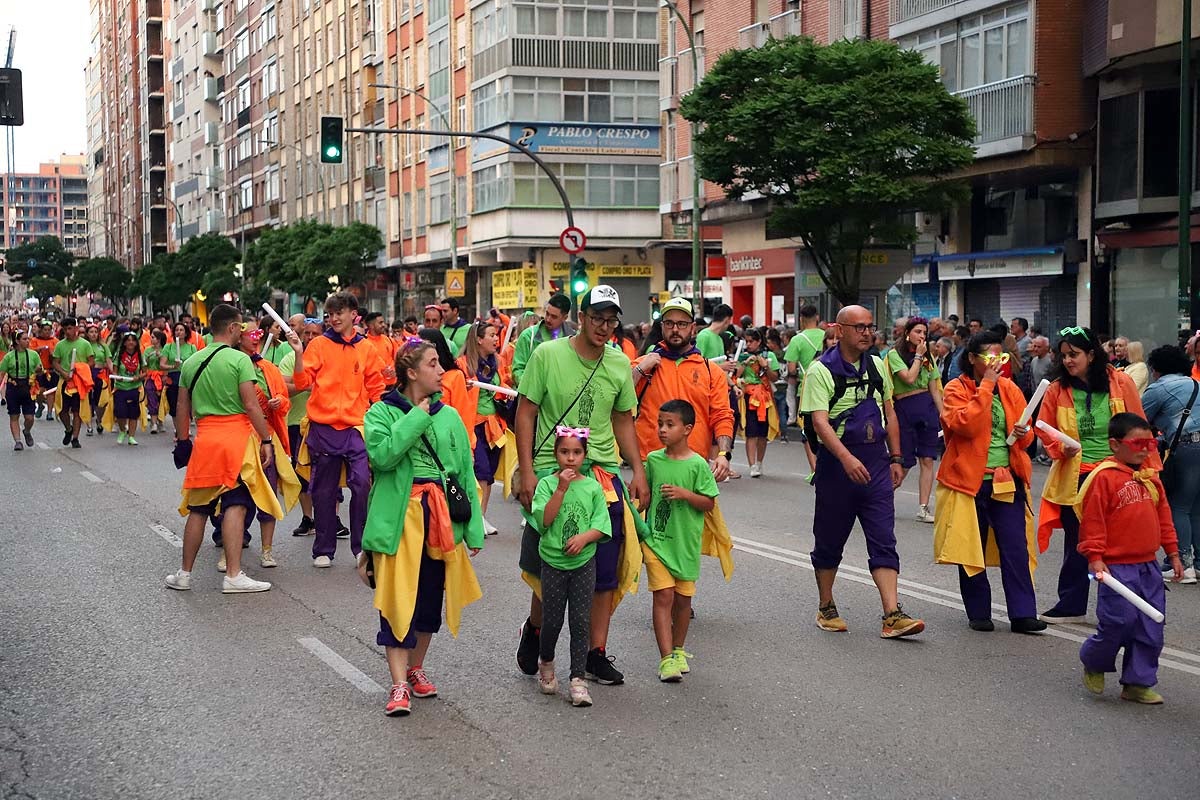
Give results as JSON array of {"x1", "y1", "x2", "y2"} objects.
[
  {"x1": 117, "y1": 431, "x2": 127, "y2": 445},
  {"x1": 672, "y1": 647, "x2": 693, "y2": 674},
  {"x1": 658, "y1": 654, "x2": 682, "y2": 683},
  {"x1": 1120, "y1": 685, "x2": 1164, "y2": 705},
  {"x1": 1082, "y1": 669, "x2": 1105, "y2": 695}
]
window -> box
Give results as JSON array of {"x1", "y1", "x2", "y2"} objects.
[
  {"x1": 238, "y1": 179, "x2": 253, "y2": 210},
  {"x1": 430, "y1": 176, "x2": 450, "y2": 223},
  {"x1": 263, "y1": 114, "x2": 279, "y2": 146},
  {"x1": 403, "y1": 52, "x2": 413, "y2": 88},
  {"x1": 236, "y1": 129, "x2": 254, "y2": 162},
  {"x1": 232, "y1": 28, "x2": 249, "y2": 66},
  {"x1": 416, "y1": 114, "x2": 426, "y2": 161},
  {"x1": 236, "y1": 78, "x2": 250, "y2": 112},
  {"x1": 265, "y1": 168, "x2": 280, "y2": 202},
  {"x1": 899, "y1": 2, "x2": 1029, "y2": 94},
  {"x1": 472, "y1": 0, "x2": 508, "y2": 53},
  {"x1": 515, "y1": 2, "x2": 558, "y2": 36},
  {"x1": 416, "y1": 188, "x2": 427, "y2": 233},
  {"x1": 456, "y1": 96, "x2": 467, "y2": 145},
  {"x1": 504, "y1": 161, "x2": 658, "y2": 208},
  {"x1": 402, "y1": 192, "x2": 412, "y2": 237},
  {"x1": 513, "y1": 76, "x2": 560, "y2": 121},
  {"x1": 1098, "y1": 93, "x2": 1139, "y2": 203},
  {"x1": 263, "y1": 61, "x2": 279, "y2": 96},
  {"x1": 457, "y1": 19, "x2": 468, "y2": 67},
  {"x1": 456, "y1": 175, "x2": 467, "y2": 223},
  {"x1": 473, "y1": 163, "x2": 509, "y2": 211},
  {"x1": 1142, "y1": 88, "x2": 1179, "y2": 198},
  {"x1": 473, "y1": 79, "x2": 503, "y2": 130},
  {"x1": 264, "y1": 5, "x2": 278, "y2": 39}
]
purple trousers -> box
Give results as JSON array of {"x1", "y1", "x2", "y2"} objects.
[
  {"x1": 306, "y1": 421, "x2": 370, "y2": 560},
  {"x1": 811, "y1": 441, "x2": 900, "y2": 572},
  {"x1": 144, "y1": 380, "x2": 161, "y2": 418},
  {"x1": 957, "y1": 480, "x2": 1037, "y2": 621},
  {"x1": 1079, "y1": 561, "x2": 1165, "y2": 687}
]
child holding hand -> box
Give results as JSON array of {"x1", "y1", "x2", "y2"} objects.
[{"x1": 531, "y1": 426, "x2": 611, "y2": 707}]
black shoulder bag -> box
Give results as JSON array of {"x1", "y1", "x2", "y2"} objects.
[
  {"x1": 184, "y1": 344, "x2": 229, "y2": 392},
  {"x1": 1160, "y1": 379, "x2": 1199, "y2": 496},
  {"x1": 420, "y1": 434, "x2": 474, "y2": 522}
]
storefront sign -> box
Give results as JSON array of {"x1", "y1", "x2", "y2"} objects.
[
  {"x1": 509, "y1": 123, "x2": 661, "y2": 156},
  {"x1": 492, "y1": 268, "x2": 539, "y2": 309},
  {"x1": 668, "y1": 280, "x2": 724, "y2": 299},
  {"x1": 706, "y1": 255, "x2": 727, "y2": 278},
  {"x1": 550, "y1": 263, "x2": 654, "y2": 278},
  {"x1": 723, "y1": 248, "x2": 796, "y2": 277},
  {"x1": 937, "y1": 248, "x2": 1063, "y2": 280}
]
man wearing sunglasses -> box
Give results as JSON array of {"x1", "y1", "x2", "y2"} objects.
[{"x1": 514, "y1": 285, "x2": 651, "y2": 686}]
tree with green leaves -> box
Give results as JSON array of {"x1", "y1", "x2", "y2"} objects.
[
  {"x1": 680, "y1": 36, "x2": 976, "y2": 305},
  {"x1": 71, "y1": 257, "x2": 133, "y2": 314},
  {"x1": 3, "y1": 236, "x2": 76, "y2": 307},
  {"x1": 247, "y1": 220, "x2": 383, "y2": 305}
]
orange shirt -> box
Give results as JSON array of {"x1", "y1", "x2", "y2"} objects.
[
  {"x1": 292, "y1": 333, "x2": 387, "y2": 429},
  {"x1": 611, "y1": 335, "x2": 637, "y2": 360},
  {"x1": 498, "y1": 341, "x2": 516, "y2": 388},
  {"x1": 30, "y1": 337, "x2": 58, "y2": 370},
  {"x1": 632, "y1": 348, "x2": 735, "y2": 461},
  {"x1": 366, "y1": 333, "x2": 398, "y2": 375},
  {"x1": 439, "y1": 367, "x2": 476, "y2": 450},
  {"x1": 256, "y1": 357, "x2": 293, "y2": 455},
  {"x1": 1077, "y1": 460, "x2": 1177, "y2": 564},
  {"x1": 937, "y1": 374, "x2": 1033, "y2": 494}
]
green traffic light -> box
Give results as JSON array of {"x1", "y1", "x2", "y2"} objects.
[
  {"x1": 325, "y1": 145, "x2": 341, "y2": 158},
  {"x1": 572, "y1": 277, "x2": 589, "y2": 293}
]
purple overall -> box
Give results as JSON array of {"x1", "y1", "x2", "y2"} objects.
[
  {"x1": 810, "y1": 349, "x2": 900, "y2": 573},
  {"x1": 306, "y1": 421, "x2": 371, "y2": 560},
  {"x1": 1079, "y1": 561, "x2": 1165, "y2": 687},
  {"x1": 957, "y1": 480, "x2": 1037, "y2": 621},
  {"x1": 895, "y1": 391, "x2": 940, "y2": 469}
]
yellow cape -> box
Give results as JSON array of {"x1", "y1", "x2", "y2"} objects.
[
  {"x1": 737, "y1": 393, "x2": 780, "y2": 442},
  {"x1": 178, "y1": 434, "x2": 285, "y2": 519},
  {"x1": 701, "y1": 498, "x2": 735, "y2": 581},
  {"x1": 932, "y1": 483, "x2": 1037, "y2": 579}
]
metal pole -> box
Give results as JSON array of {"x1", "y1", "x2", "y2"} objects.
[
  {"x1": 1181, "y1": 0, "x2": 1194, "y2": 329},
  {"x1": 663, "y1": 0, "x2": 703, "y2": 309},
  {"x1": 369, "y1": 83, "x2": 457, "y2": 278}
]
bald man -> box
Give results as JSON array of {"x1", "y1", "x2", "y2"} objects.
[
  {"x1": 288, "y1": 313, "x2": 306, "y2": 337},
  {"x1": 800, "y1": 305, "x2": 925, "y2": 639}
]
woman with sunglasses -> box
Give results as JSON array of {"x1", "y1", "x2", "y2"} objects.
[
  {"x1": 457, "y1": 321, "x2": 513, "y2": 536},
  {"x1": 1035, "y1": 325, "x2": 1154, "y2": 624},
  {"x1": 934, "y1": 332, "x2": 1044, "y2": 633},
  {"x1": 886, "y1": 317, "x2": 944, "y2": 523},
  {"x1": 735, "y1": 327, "x2": 780, "y2": 478}
]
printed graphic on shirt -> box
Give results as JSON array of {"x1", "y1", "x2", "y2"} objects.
[
  {"x1": 653, "y1": 493, "x2": 672, "y2": 535},
  {"x1": 1114, "y1": 479, "x2": 1152, "y2": 512},
  {"x1": 560, "y1": 500, "x2": 584, "y2": 549}
]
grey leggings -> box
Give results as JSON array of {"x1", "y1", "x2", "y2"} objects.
[{"x1": 540, "y1": 558, "x2": 596, "y2": 678}]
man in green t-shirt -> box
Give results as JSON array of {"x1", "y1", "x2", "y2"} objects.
[
  {"x1": 514, "y1": 285, "x2": 650, "y2": 685},
  {"x1": 440, "y1": 296, "x2": 473, "y2": 355},
  {"x1": 694, "y1": 303, "x2": 734, "y2": 360},
  {"x1": 510, "y1": 293, "x2": 572, "y2": 387},
  {"x1": 799, "y1": 304, "x2": 924, "y2": 640},
  {"x1": 165, "y1": 303, "x2": 277, "y2": 595},
  {"x1": 785, "y1": 304, "x2": 827, "y2": 473},
  {"x1": 51, "y1": 317, "x2": 95, "y2": 447}
]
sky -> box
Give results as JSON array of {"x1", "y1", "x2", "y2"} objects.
[{"x1": 0, "y1": 0, "x2": 90, "y2": 172}]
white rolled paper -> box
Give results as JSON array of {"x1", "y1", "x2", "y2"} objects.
[
  {"x1": 1036, "y1": 420, "x2": 1081, "y2": 451},
  {"x1": 261, "y1": 303, "x2": 290, "y2": 333},
  {"x1": 262, "y1": 333, "x2": 274, "y2": 355},
  {"x1": 1092, "y1": 571, "x2": 1165, "y2": 623},
  {"x1": 709, "y1": 355, "x2": 727, "y2": 364},
  {"x1": 110, "y1": 373, "x2": 141, "y2": 383},
  {"x1": 504, "y1": 315, "x2": 518, "y2": 347},
  {"x1": 1006, "y1": 378, "x2": 1050, "y2": 445},
  {"x1": 733, "y1": 340, "x2": 745, "y2": 362},
  {"x1": 468, "y1": 379, "x2": 518, "y2": 398}
]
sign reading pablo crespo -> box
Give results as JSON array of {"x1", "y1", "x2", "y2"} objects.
[{"x1": 510, "y1": 123, "x2": 661, "y2": 155}]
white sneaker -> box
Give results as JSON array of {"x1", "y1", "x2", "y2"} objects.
[
  {"x1": 217, "y1": 552, "x2": 227, "y2": 573},
  {"x1": 260, "y1": 548, "x2": 277, "y2": 568},
  {"x1": 1180, "y1": 567, "x2": 1197, "y2": 585},
  {"x1": 916, "y1": 505, "x2": 935, "y2": 523},
  {"x1": 483, "y1": 517, "x2": 499, "y2": 536},
  {"x1": 538, "y1": 659, "x2": 558, "y2": 694},
  {"x1": 313, "y1": 555, "x2": 332, "y2": 568},
  {"x1": 164, "y1": 570, "x2": 192, "y2": 591},
  {"x1": 222, "y1": 571, "x2": 271, "y2": 593},
  {"x1": 749, "y1": 463, "x2": 762, "y2": 478}
]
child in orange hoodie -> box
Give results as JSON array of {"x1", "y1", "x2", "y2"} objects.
[{"x1": 1077, "y1": 412, "x2": 1183, "y2": 704}]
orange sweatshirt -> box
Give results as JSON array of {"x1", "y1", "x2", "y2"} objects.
[
  {"x1": 439, "y1": 366, "x2": 476, "y2": 450},
  {"x1": 1076, "y1": 459, "x2": 1178, "y2": 564},
  {"x1": 30, "y1": 337, "x2": 58, "y2": 370},
  {"x1": 633, "y1": 347, "x2": 735, "y2": 461},
  {"x1": 366, "y1": 333, "x2": 398, "y2": 374},
  {"x1": 292, "y1": 332, "x2": 387, "y2": 428},
  {"x1": 938, "y1": 375, "x2": 1033, "y2": 494}
]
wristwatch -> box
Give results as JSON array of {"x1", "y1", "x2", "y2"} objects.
[
  {"x1": 717, "y1": 450, "x2": 732, "y2": 461},
  {"x1": 889, "y1": 455, "x2": 904, "y2": 465}
]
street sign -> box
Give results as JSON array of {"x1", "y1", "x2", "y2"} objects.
[
  {"x1": 445, "y1": 269, "x2": 466, "y2": 297},
  {"x1": 400, "y1": 271, "x2": 415, "y2": 291},
  {"x1": 559, "y1": 226, "x2": 586, "y2": 254}
]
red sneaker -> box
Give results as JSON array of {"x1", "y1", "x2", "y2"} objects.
[
  {"x1": 385, "y1": 683, "x2": 411, "y2": 716},
  {"x1": 407, "y1": 666, "x2": 438, "y2": 698}
]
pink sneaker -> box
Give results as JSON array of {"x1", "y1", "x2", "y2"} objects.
[
  {"x1": 406, "y1": 666, "x2": 438, "y2": 698},
  {"x1": 385, "y1": 683, "x2": 411, "y2": 716},
  {"x1": 538, "y1": 660, "x2": 558, "y2": 695}
]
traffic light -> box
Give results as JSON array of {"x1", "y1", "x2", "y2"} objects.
[
  {"x1": 319, "y1": 115, "x2": 344, "y2": 163},
  {"x1": 650, "y1": 295, "x2": 661, "y2": 321},
  {"x1": 570, "y1": 256, "x2": 589, "y2": 296}
]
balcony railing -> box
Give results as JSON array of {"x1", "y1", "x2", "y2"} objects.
[
  {"x1": 660, "y1": 161, "x2": 677, "y2": 208},
  {"x1": 956, "y1": 74, "x2": 1035, "y2": 147},
  {"x1": 202, "y1": 31, "x2": 221, "y2": 58},
  {"x1": 659, "y1": 55, "x2": 677, "y2": 109},
  {"x1": 889, "y1": 0, "x2": 957, "y2": 26},
  {"x1": 676, "y1": 46, "x2": 704, "y2": 94},
  {"x1": 738, "y1": 22, "x2": 770, "y2": 50},
  {"x1": 768, "y1": 9, "x2": 801, "y2": 39},
  {"x1": 204, "y1": 76, "x2": 220, "y2": 103}
]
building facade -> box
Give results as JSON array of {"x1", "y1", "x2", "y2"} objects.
[{"x1": 0, "y1": 157, "x2": 90, "y2": 255}]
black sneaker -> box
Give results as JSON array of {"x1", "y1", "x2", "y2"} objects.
[
  {"x1": 62, "y1": 431, "x2": 72, "y2": 446},
  {"x1": 1010, "y1": 617, "x2": 1047, "y2": 634},
  {"x1": 292, "y1": 516, "x2": 316, "y2": 537},
  {"x1": 968, "y1": 619, "x2": 995, "y2": 632},
  {"x1": 23, "y1": 431, "x2": 34, "y2": 446},
  {"x1": 71, "y1": 439, "x2": 81, "y2": 449},
  {"x1": 13, "y1": 442, "x2": 23, "y2": 451},
  {"x1": 1038, "y1": 608, "x2": 1087, "y2": 625},
  {"x1": 516, "y1": 619, "x2": 540, "y2": 676},
  {"x1": 336, "y1": 524, "x2": 351, "y2": 540},
  {"x1": 586, "y1": 648, "x2": 625, "y2": 685},
  {"x1": 34, "y1": 404, "x2": 43, "y2": 419}
]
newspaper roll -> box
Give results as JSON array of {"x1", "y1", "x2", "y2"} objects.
[
  {"x1": 260, "y1": 303, "x2": 290, "y2": 332},
  {"x1": 1091, "y1": 571, "x2": 1165, "y2": 623},
  {"x1": 1036, "y1": 420, "x2": 1081, "y2": 451},
  {"x1": 468, "y1": 379, "x2": 518, "y2": 398},
  {"x1": 1007, "y1": 378, "x2": 1050, "y2": 445}
]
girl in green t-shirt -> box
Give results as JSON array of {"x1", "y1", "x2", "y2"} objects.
[
  {"x1": 735, "y1": 328, "x2": 780, "y2": 478},
  {"x1": 885, "y1": 318, "x2": 944, "y2": 523},
  {"x1": 1, "y1": 331, "x2": 40, "y2": 449},
  {"x1": 163, "y1": 322, "x2": 198, "y2": 433}
]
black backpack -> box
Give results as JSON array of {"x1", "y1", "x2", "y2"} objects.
[{"x1": 802, "y1": 356, "x2": 886, "y2": 450}]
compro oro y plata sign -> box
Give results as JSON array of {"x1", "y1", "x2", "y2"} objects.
[{"x1": 492, "y1": 268, "x2": 539, "y2": 309}]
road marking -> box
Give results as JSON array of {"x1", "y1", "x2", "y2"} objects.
[
  {"x1": 36, "y1": 441, "x2": 49, "y2": 450},
  {"x1": 79, "y1": 470, "x2": 103, "y2": 483},
  {"x1": 729, "y1": 458, "x2": 920, "y2": 497},
  {"x1": 149, "y1": 524, "x2": 183, "y2": 548},
  {"x1": 298, "y1": 637, "x2": 385, "y2": 694},
  {"x1": 732, "y1": 534, "x2": 1200, "y2": 678}
]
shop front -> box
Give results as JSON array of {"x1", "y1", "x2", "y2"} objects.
[
  {"x1": 936, "y1": 247, "x2": 1077, "y2": 335},
  {"x1": 723, "y1": 247, "x2": 796, "y2": 324}
]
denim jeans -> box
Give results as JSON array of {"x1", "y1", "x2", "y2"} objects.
[{"x1": 1167, "y1": 441, "x2": 1200, "y2": 568}]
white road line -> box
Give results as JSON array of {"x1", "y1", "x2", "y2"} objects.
[
  {"x1": 79, "y1": 470, "x2": 103, "y2": 483},
  {"x1": 732, "y1": 535, "x2": 1200, "y2": 679},
  {"x1": 149, "y1": 524, "x2": 183, "y2": 548},
  {"x1": 728, "y1": 458, "x2": 920, "y2": 496},
  {"x1": 297, "y1": 637, "x2": 385, "y2": 694},
  {"x1": 35, "y1": 441, "x2": 49, "y2": 450}
]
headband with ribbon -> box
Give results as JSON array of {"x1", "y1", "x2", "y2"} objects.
[{"x1": 555, "y1": 425, "x2": 590, "y2": 440}]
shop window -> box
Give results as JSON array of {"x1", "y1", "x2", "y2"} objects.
[
  {"x1": 1142, "y1": 88, "x2": 1180, "y2": 199},
  {"x1": 1098, "y1": 93, "x2": 1139, "y2": 203}
]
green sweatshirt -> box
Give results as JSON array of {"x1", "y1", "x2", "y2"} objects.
[{"x1": 511, "y1": 322, "x2": 564, "y2": 388}]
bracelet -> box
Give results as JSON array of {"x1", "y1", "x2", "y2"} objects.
[{"x1": 889, "y1": 455, "x2": 904, "y2": 465}]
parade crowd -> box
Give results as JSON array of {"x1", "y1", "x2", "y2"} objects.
[{"x1": 3, "y1": 290, "x2": 1197, "y2": 712}]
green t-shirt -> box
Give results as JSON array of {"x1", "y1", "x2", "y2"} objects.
[
  {"x1": 278, "y1": 350, "x2": 309, "y2": 426},
  {"x1": 179, "y1": 345, "x2": 257, "y2": 419},
  {"x1": 695, "y1": 327, "x2": 726, "y2": 359},
  {"x1": 1073, "y1": 388, "x2": 1112, "y2": 465},
  {"x1": 142, "y1": 346, "x2": 165, "y2": 371},
  {"x1": 737, "y1": 349, "x2": 779, "y2": 386},
  {"x1": 52, "y1": 337, "x2": 95, "y2": 370},
  {"x1": 476, "y1": 384, "x2": 497, "y2": 417},
  {"x1": 800, "y1": 355, "x2": 894, "y2": 443},
  {"x1": 90, "y1": 340, "x2": 112, "y2": 363},
  {"x1": 262, "y1": 341, "x2": 291, "y2": 367},
  {"x1": 531, "y1": 474, "x2": 612, "y2": 571},
  {"x1": 163, "y1": 342, "x2": 197, "y2": 370},
  {"x1": 643, "y1": 450, "x2": 720, "y2": 581},
  {"x1": 783, "y1": 327, "x2": 825, "y2": 372},
  {"x1": 886, "y1": 349, "x2": 938, "y2": 394},
  {"x1": 443, "y1": 321, "x2": 471, "y2": 356},
  {"x1": 518, "y1": 337, "x2": 637, "y2": 472},
  {"x1": 0, "y1": 349, "x2": 40, "y2": 380},
  {"x1": 985, "y1": 394, "x2": 1009, "y2": 474}
]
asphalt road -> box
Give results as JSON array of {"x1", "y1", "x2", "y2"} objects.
[{"x1": 2, "y1": 423, "x2": 1199, "y2": 800}]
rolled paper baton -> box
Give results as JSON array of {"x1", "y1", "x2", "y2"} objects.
[
  {"x1": 262, "y1": 333, "x2": 274, "y2": 355},
  {"x1": 733, "y1": 340, "x2": 745, "y2": 362},
  {"x1": 1035, "y1": 420, "x2": 1081, "y2": 451},
  {"x1": 110, "y1": 373, "x2": 141, "y2": 383},
  {"x1": 468, "y1": 379, "x2": 518, "y2": 398},
  {"x1": 709, "y1": 355, "x2": 727, "y2": 364},
  {"x1": 504, "y1": 315, "x2": 518, "y2": 347},
  {"x1": 1006, "y1": 378, "x2": 1050, "y2": 445},
  {"x1": 261, "y1": 303, "x2": 291, "y2": 333},
  {"x1": 1090, "y1": 571, "x2": 1165, "y2": 623}
]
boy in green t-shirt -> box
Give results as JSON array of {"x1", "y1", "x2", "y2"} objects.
[
  {"x1": 643, "y1": 399, "x2": 719, "y2": 682},
  {"x1": 531, "y1": 427, "x2": 611, "y2": 708}
]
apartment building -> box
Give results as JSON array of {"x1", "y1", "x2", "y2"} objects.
[
  {"x1": 0, "y1": 156, "x2": 90, "y2": 255},
  {"x1": 86, "y1": 0, "x2": 172, "y2": 269},
  {"x1": 1087, "y1": 0, "x2": 1198, "y2": 346}
]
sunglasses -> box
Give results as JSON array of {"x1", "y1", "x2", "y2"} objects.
[
  {"x1": 981, "y1": 352, "x2": 1011, "y2": 366},
  {"x1": 1117, "y1": 438, "x2": 1157, "y2": 453},
  {"x1": 1059, "y1": 326, "x2": 1087, "y2": 337}
]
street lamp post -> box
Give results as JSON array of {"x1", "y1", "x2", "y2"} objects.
[
  {"x1": 661, "y1": 0, "x2": 703, "y2": 309},
  {"x1": 261, "y1": 138, "x2": 326, "y2": 223},
  {"x1": 1179, "y1": 0, "x2": 1194, "y2": 329},
  {"x1": 370, "y1": 82, "x2": 458, "y2": 279}
]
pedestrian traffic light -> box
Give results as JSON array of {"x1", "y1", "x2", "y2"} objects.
[
  {"x1": 650, "y1": 295, "x2": 661, "y2": 321},
  {"x1": 320, "y1": 115, "x2": 344, "y2": 163},
  {"x1": 570, "y1": 256, "x2": 589, "y2": 296}
]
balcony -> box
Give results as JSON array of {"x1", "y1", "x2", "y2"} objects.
[
  {"x1": 200, "y1": 0, "x2": 217, "y2": 11},
  {"x1": 146, "y1": 0, "x2": 163, "y2": 20},
  {"x1": 889, "y1": 0, "x2": 958, "y2": 28},
  {"x1": 202, "y1": 31, "x2": 221, "y2": 58},
  {"x1": 659, "y1": 55, "x2": 677, "y2": 111},
  {"x1": 204, "y1": 121, "x2": 220, "y2": 145},
  {"x1": 204, "y1": 76, "x2": 220, "y2": 103},
  {"x1": 768, "y1": 9, "x2": 801, "y2": 39},
  {"x1": 955, "y1": 75, "x2": 1036, "y2": 158},
  {"x1": 659, "y1": 161, "x2": 677, "y2": 211},
  {"x1": 737, "y1": 22, "x2": 770, "y2": 50},
  {"x1": 677, "y1": 47, "x2": 704, "y2": 95}
]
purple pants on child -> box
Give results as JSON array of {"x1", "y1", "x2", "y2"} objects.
[
  {"x1": 1079, "y1": 561, "x2": 1165, "y2": 687},
  {"x1": 811, "y1": 440, "x2": 900, "y2": 572},
  {"x1": 306, "y1": 421, "x2": 371, "y2": 560}
]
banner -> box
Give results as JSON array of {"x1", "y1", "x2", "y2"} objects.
[{"x1": 492, "y1": 268, "x2": 539, "y2": 309}]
